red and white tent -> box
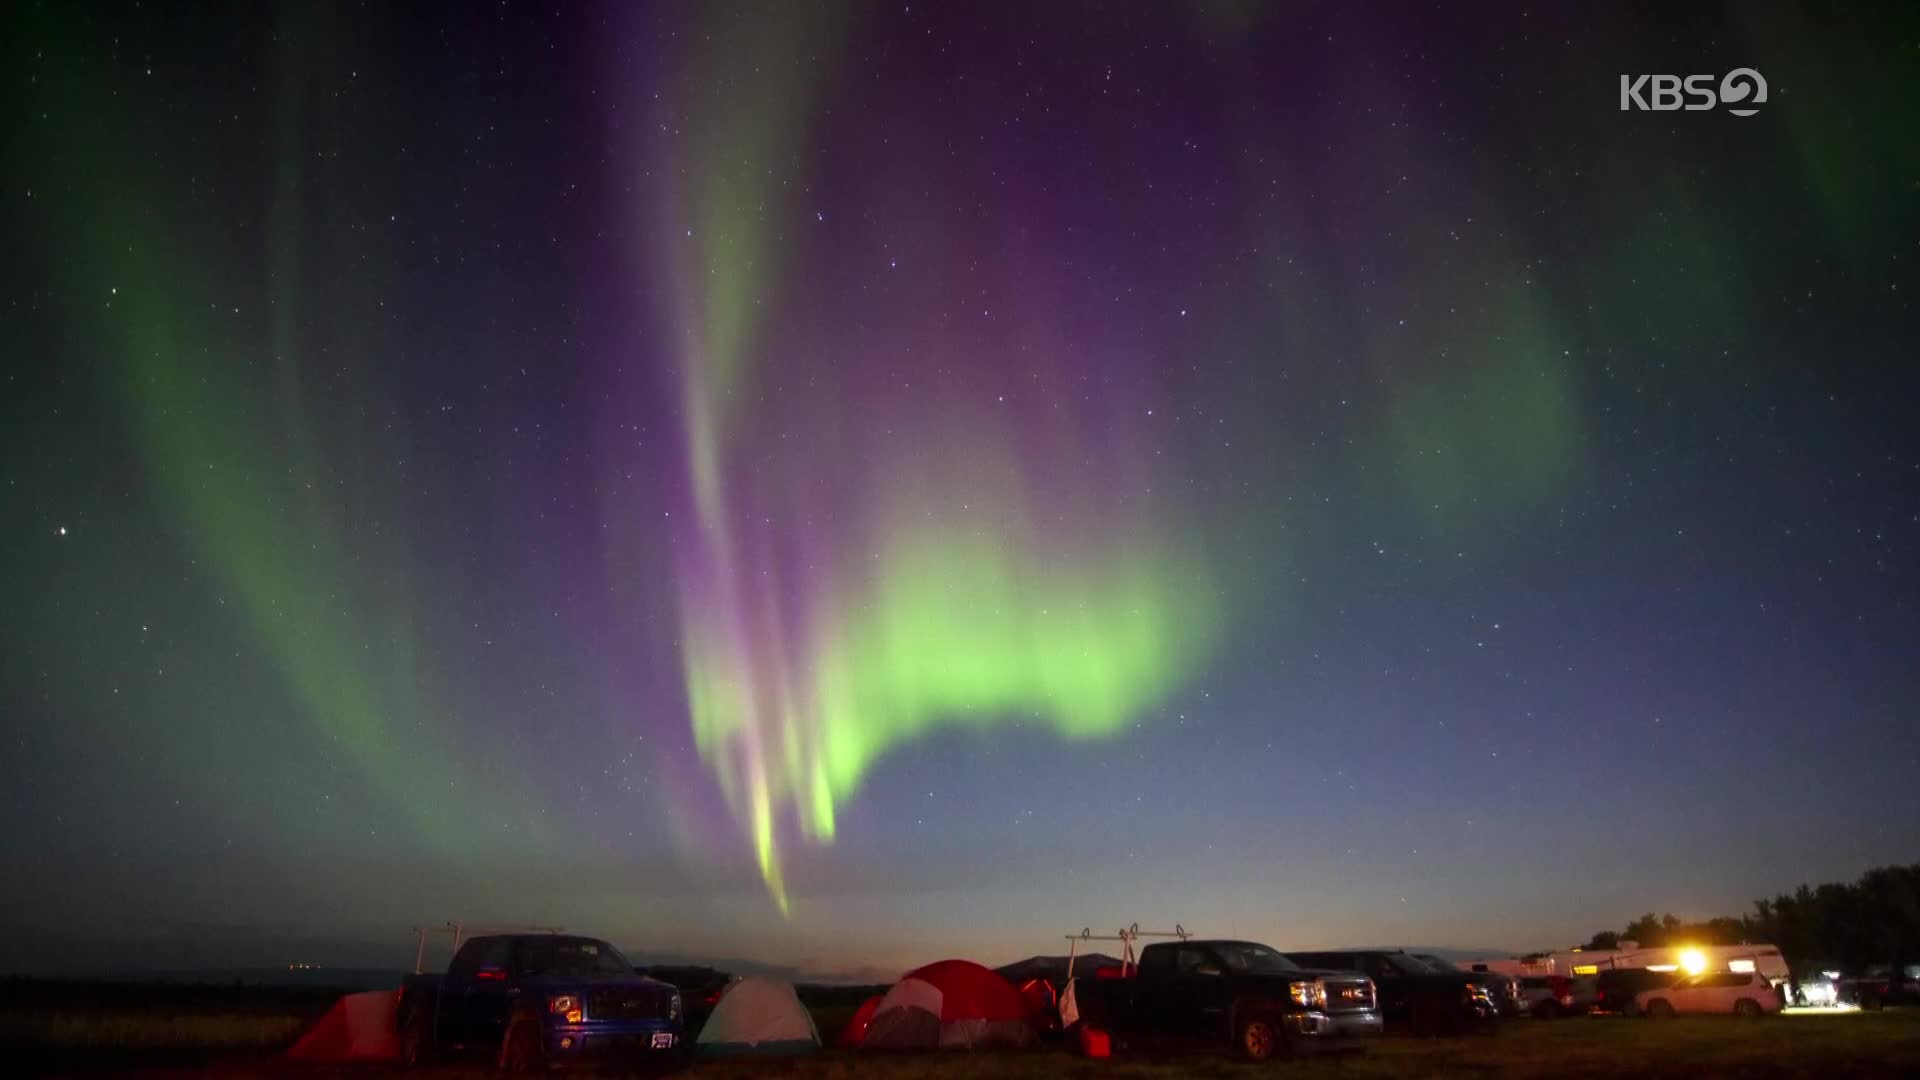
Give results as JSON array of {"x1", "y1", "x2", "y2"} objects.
[
  {"x1": 860, "y1": 959, "x2": 1033, "y2": 1049},
  {"x1": 285, "y1": 989, "x2": 401, "y2": 1062}
]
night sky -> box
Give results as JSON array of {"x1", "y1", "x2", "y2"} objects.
[{"x1": 5, "y1": 2, "x2": 1917, "y2": 978}]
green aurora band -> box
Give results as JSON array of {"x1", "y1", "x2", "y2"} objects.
[{"x1": 655, "y1": 9, "x2": 1221, "y2": 910}]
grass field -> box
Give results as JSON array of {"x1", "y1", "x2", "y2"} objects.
[{"x1": 7, "y1": 985, "x2": 1918, "y2": 1077}]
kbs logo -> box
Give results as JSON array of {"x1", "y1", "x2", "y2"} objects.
[{"x1": 1620, "y1": 68, "x2": 1766, "y2": 116}]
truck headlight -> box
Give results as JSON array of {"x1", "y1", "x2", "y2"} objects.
[
  {"x1": 549, "y1": 994, "x2": 583, "y2": 1023},
  {"x1": 1464, "y1": 983, "x2": 1489, "y2": 1003},
  {"x1": 1289, "y1": 980, "x2": 1327, "y2": 1008}
]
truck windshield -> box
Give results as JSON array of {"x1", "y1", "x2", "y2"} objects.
[
  {"x1": 517, "y1": 938, "x2": 632, "y2": 976},
  {"x1": 1385, "y1": 953, "x2": 1441, "y2": 974},
  {"x1": 1213, "y1": 943, "x2": 1302, "y2": 974}
]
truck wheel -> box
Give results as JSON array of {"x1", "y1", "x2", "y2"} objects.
[
  {"x1": 1236, "y1": 1014, "x2": 1281, "y2": 1062},
  {"x1": 498, "y1": 1015, "x2": 546, "y2": 1073},
  {"x1": 1644, "y1": 999, "x2": 1674, "y2": 1019},
  {"x1": 398, "y1": 1007, "x2": 433, "y2": 1065},
  {"x1": 1733, "y1": 999, "x2": 1763, "y2": 1018}
]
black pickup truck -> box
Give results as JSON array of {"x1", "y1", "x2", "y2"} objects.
[
  {"x1": 397, "y1": 933, "x2": 685, "y2": 1070},
  {"x1": 1286, "y1": 950, "x2": 1500, "y2": 1034},
  {"x1": 1069, "y1": 940, "x2": 1383, "y2": 1061}
]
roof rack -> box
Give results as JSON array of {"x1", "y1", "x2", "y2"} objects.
[
  {"x1": 410, "y1": 920, "x2": 566, "y2": 974},
  {"x1": 1062, "y1": 922, "x2": 1192, "y2": 982}
]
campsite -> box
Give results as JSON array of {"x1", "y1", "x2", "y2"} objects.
[
  {"x1": 5, "y1": 982, "x2": 1919, "y2": 1078},
  {"x1": 7, "y1": 966, "x2": 1920, "y2": 1078}
]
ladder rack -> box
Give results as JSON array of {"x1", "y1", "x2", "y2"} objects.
[{"x1": 1063, "y1": 922, "x2": 1192, "y2": 982}]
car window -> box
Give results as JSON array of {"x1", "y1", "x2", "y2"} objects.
[
  {"x1": 1214, "y1": 943, "x2": 1301, "y2": 974},
  {"x1": 518, "y1": 937, "x2": 632, "y2": 976},
  {"x1": 1175, "y1": 947, "x2": 1223, "y2": 976},
  {"x1": 478, "y1": 936, "x2": 514, "y2": 971},
  {"x1": 447, "y1": 938, "x2": 490, "y2": 977},
  {"x1": 1138, "y1": 947, "x2": 1173, "y2": 977},
  {"x1": 1361, "y1": 955, "x2": 1401, "y2": 981},
  {"x1": 1290, "y1": 953, "x2": 1348, "y2": 971}
]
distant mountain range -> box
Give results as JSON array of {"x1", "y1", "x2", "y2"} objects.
[
  {"x1": 995, "y1": 954, "x2": 1125, "y2": 985},
  {"x1": 72, "y1": 967, "x2": 411, "y2": 990}
]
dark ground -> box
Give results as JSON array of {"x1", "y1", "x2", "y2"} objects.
[{"x1": 5, "y1": 980, "x2": 1919, "y2": 1078}]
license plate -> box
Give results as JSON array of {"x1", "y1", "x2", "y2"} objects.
[{"x1": 651, "y1": 1032, "x2": 675, "y2": 1049}]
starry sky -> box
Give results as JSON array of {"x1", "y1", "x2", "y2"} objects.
[{"x1": 4, "y1": 1, "x2": 1917, "y2": 978}]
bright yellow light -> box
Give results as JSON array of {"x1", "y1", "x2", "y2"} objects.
[
  {"x1": 1573, "y1": 964, "x2": 1599, "y2": 975},
  {"x1": 1729, "y1": 959, "x2": 1755, "y2": 973},
  {"x1": 1679, "y1": 949, "x2": 1708, "y2": 976}
]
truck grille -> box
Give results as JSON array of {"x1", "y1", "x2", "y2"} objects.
[
  {"x1": 588, "y1": 988, "x2": 667, "y2": 1020},
  {"x1": 1325, "y1": 978, "x2": 1374, "y2": 1010}
]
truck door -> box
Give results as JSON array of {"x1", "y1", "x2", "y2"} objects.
[
  {"x1": 1355, "y1": 954, "x2": 1413, "y2": 1019},
  {"x1": 460, "y1": 937, "x2": 518, "y2": 1050},
  {"x1": 437, "y1": 939, "x2": 483, "y2": 1047},
  {"x1": 1143, "y1": 945, "x2": 1229, "y2": 1044}
]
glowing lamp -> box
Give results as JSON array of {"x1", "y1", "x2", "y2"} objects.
[
  {"x1": 1729, "y1": 959, "x2": 1755, "y2": 973},
  {"x1": 1679, "y1": 949, "x2": 1708, "y2": 976}
]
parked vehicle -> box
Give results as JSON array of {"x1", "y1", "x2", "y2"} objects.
[
  {"x1": 1285, "y1": 950, "x2": 1500, "y2": 1035},
  {"x1": 1517, "y1": 974, "x2": 1597, "y2": 1017},
  {"x1": 1793, "y1": 970, "x2": 1843, "y2": 1007},
  {"x1": 1435, "y1": 957, "x2": 1527, "y2": 1018},
  {"x1": 1838, "y1": 964, "x2": 1920, "y2": 1009},
  {"x1": 1589, "y1": 968, "x2": 1678, "y2": 1016},
  {"x1": 1069, "y1": 939, "x2": 1383, "y2": 1060},
  {"x1": 397, "y1": 934, "x2": 684, "y2": 1070},
  {"x1": 1637, "y1": 969, "x2": 1783, "y2": 1017}
]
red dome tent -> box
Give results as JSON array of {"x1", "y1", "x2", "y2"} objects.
[
  {"x1": 837, "y1": 993, "x2": 884, "y2": 1048},
  {"x1": 861, "y1": 960, "x2": 1034, "y2": 1049}
]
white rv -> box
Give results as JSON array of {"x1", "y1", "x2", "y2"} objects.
[{"x1": 1464, "y1": 942, "x2": 1790, "y2": 986}]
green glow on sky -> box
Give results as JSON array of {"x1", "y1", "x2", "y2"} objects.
[
  {"x1": 681, "y1": 525, "x2": 1217, "y2": 909},
  {"x1": 31, "y1": 5, "x2": 548, "y2": 857},
  {"x1": 658, "y1": 6, "x2": 1222, "y2": 906}
]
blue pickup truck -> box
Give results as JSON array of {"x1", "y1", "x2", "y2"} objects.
[{"x1": 397, "y1": 933, "x2": 684, "y2": 1070}]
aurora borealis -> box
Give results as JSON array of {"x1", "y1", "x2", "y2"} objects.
[{"x1": 5, "y1": 2, "x2": 1918, "y2": 976}]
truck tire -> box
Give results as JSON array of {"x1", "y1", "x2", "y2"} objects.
[
  {"x1": 1733, "y1": 998, "x2": 1763, "y2": 1018},
  {"x1": 1235, "y1": 1013, "x2": 1282, "y2": 1062},
  {"x1": 498, "y1": 1014, "x2": 546, "y2": 1073},
  {"x1": 1644, "y1": 998, "x2": 1674, "y2": 1019}
]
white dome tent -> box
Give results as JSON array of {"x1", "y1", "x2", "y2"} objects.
[{"x1": 695, "y1": 976, "x2": 821, "y2": 1057}]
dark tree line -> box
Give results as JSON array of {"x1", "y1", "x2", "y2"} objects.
[{"x1": 1580, "y1": 863, "x2": 1920, "y2": 976}]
